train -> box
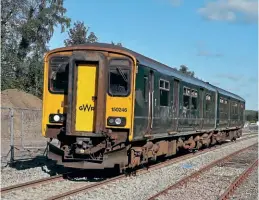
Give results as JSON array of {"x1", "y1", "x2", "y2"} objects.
[{"x1": 42, "y1": 43, "x2": 245, "y2": 172}]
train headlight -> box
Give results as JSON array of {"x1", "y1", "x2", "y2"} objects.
[
  {"x1": 49, "y1": 114, "x2": 65, "y2": 123},
  {"x1": 53, "y1": 115, "x2": 60, "y2": 122},
  {"x1": 115, "y1": 118, "x2": 122, "y2": 125},
  {"x1": 107, "y1": 117, "x2": 126, "y2": 127},
  {"x1": 109, "y1": 118, "x2": 114, "y2": 124}
]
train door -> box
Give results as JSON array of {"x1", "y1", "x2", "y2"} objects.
[
  {"x1": 74, "y1": 63, "x2": 97, "y2": 132},
  {"x1": 172, "y1": 79, "x2": 179, "y2": 131},
  {"x1": 147, "y1": 70, "x2": 154, "y2": 132},
  {"x1": 199, "y1": 88, "x2": 204, "y2": 129}
]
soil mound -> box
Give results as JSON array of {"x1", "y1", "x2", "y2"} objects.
[
  {"x1": 1, "y1": 89, "x2": 43, "y2": 140},
  {"x1": 1, "y1": 89, "x2": 42, "y2": 109}
]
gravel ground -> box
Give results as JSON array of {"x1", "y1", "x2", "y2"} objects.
[
  {"x1": 1, "y1": 135, "x2": 257, "y2": 200},
  {"x1": 154, "y1": 145, "x2": 258, "y2": 200},
  {"x1": 1, "y1": 179, "x2": 95, "y2": 200},
  {"x1": 1, "y1": 139, "x2": 60, "y2": 188},
  {"x1": 230, "y1": 167, "x2": 258, "y2": 200},
  {"x1": 1, "y1": 155, "x2": 69, "y2": 188},
  {"x1": 63, "y1": 136, "x2": 257, "y2": 200}
]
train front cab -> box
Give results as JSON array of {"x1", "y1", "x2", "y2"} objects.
[{"x1": 42, "y1": 48, "x2": 136, "y2": 169}]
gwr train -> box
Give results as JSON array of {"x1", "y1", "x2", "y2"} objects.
[{"x1": 42, "y1": 43, "x2": 245, "y2": 171}]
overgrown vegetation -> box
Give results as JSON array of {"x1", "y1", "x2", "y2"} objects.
[
  {"x1": 245, "y1": 110, "x2": 258, "y2": 122},
  {"x1": 64, "y1": 21, "x2": 98, "y2": 46},
  {"x1": 1, "y1": 0, "x2": 71, "y2": 97}
]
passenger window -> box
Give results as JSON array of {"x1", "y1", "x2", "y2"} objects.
[
  {"x1": 219, "y1": 98, "x2": 224, "y2": 112},
  {"x1": 191, "y1": 97, "x2": 197, "y2": 110},
  {"x1": 183, "y1": 87, "x2": 191, "y2": 109},
  {"x1": 183, "y1": 95, "x2": 190, "y2": 109},
  {"x1": 159, "y1": 79, "x2": 170, "y2": 106},
  {"x1": 205, "y1": 94, "x2": 211, "y2": 111},
  {"x1": 191, "y1": 89, "x2": 198, "y2": 110},
  {"x1": 144, "y1": 76, "x2": 148, "y2": 102}
]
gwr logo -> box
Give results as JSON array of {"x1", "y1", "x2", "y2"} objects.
[{"x1": 79, "y1": 104, "x2": 94, "y2": 112}]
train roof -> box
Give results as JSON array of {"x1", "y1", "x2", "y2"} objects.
[
  {"x1": 212, "y1": 86, "x2": 245, "y2": 102},
  {"x1": 50, "y1": 43, "x2": 245, "y2": 102}
]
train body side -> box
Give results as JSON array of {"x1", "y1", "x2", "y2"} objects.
[{"x1": 132, "y1": 63, "x2": 245, "y2": 142}]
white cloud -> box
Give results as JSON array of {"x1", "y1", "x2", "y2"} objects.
[{"x1": 198, "y1": 0, "x2": 258, "y2": 23}]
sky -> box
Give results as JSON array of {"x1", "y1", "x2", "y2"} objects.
[{"x1": 48, "y1": 0, "x2": 258, "y2": 110}]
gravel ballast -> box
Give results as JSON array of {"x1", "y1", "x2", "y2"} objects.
[
  {"x1": 1, "y1": 136, "x2": 257, "y2": 200},
  {"x1": 230, "y1": 167, "x2": 258, "y2": 200},
  {"x1": 153, "y1": 144, "x2": 258, "y2": 200},
  {"x1": 64, "y1": 136, "x2": 257, "y2": 200}
]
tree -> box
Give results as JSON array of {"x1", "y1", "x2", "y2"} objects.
[
  {"x1": 245, "y1": 110, "x2": 258, "y2": 122},
  {"x1": 64, "y1": 21, "x2": 87, "y2": 46},
  {"x1": 64, "y1": 21, "x2": 98, "y2": 46},
  {"x1": 1, "y1": 0, "x2": 71, "y2": 97},
  {"x1": 87, "y1": 32, "x2": 98, "y2": 43},
  {"x1": 178, "y1": 65, "x2": 195, "y2": 77}
]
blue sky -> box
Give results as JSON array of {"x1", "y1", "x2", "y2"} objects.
[{"x1": 48, "y1": 0, "x2": 258, "y2": 110}]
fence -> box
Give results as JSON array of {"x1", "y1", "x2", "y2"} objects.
[{"x1": 1, "y1": 107, "x2": 48, "y2": 164}]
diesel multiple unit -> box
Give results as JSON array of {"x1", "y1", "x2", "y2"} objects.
[{"x1": 42, "y1": 43, "x2": 245, "y2": 171}]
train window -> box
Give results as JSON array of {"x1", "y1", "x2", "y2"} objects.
[
  {"x1": 109, "y1": 68, "x2": 130, "y2": 96},
  {"x1": 205, "y1": 94, "x2": 211, "y2": 111},
  {"x1": 49, "y1": 56, "x2": 69, "y2": 94},
  {"x1": 232, "y1": 102, "x2": 238, "y2": 114},
  {"x1": 160, "y1": 89, "x2": 169, "y2": 106},
  {"x1": 190, "y1": 89, "x2": 198, "y2": 110},
  {"x1": 220, "y1": 98, "x2": 224, "y2": 103},
  {"x1": 191, "y1": 89, "x2": 198, "y2": 97},
  {"x1": 160, "y1": 80, "x2": 164, "y2": 88},
  {"x1": 183, "y1": 95, "x2": 190, "y2": 109},
  {"x1": 184, "y1": 87, "x2": 191, "y2": 95},
  {"x1": 225, "y1": 100, "x2": 228, "y2": 104},
  {"x1": 159, "y1": 79, "x2": 170, "y2": 91},
  {"x1": 159, "y1": 79, "x2": 170, "y2": 106},
  {"x1": 144, "y1": 76, "x2": 148, "y2": 102},
  {"x1": 191, "y1": 97, "x2": 197, "y2": 110},
  {"x1": 165, "y1": 81, "x2": 169, "y2": 90},
  {"x1": 206, "y1": 94, "x2": 211, "y2": 101}
]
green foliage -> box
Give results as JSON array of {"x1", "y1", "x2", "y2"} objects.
[
  {"x1": 1, "y1": 0, "x2": 71, "y2": 98},
  {"x1": 245, "y1": 110, "x2": 258, "y2": 122},
  {"x1": 64, "y1": 21, "x2": 98, "y2": 46},
  {"x1": 178, "y1": 65, "x2": 195, "y2": 77},
  {"x1": 87, "y1": 32, "x2": 98, "y2": 43}
]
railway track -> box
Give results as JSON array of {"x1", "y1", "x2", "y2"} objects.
[
  {"x1": 1, "y1": 135, "x2": 257, "y2": 199},
  {"x1": 147, "y1": 143, "x2": 258, "y2": 200},
  {"x1": 0, "y1": 170, "x2": 81, "y2": 195},
  {"x1": 218, "y1": 159, "x2": 258, "y2": 200}
]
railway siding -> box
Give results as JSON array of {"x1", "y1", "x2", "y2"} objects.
[
  {"x1": 229, "y1": 166, "x2": 258, "y2": 200},
  {"x1": 149, "y1": 144, "x2": 258, "y2": 200}
]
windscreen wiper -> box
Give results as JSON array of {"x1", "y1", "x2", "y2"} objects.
[
  {"x1": 116, "y1": 67, "x2": 128, "y2": 82},
  {"x1": 51, "y1": 62, "x2": 68, "y2": 80}
]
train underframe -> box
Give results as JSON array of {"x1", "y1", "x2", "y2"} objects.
[{"x1": 47, "y1": 128, "x2": 242, "y2": 172}]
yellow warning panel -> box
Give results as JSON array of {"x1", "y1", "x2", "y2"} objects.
[{"x1": 75, "y1": 64, "x2": 97, "y2": 132}]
